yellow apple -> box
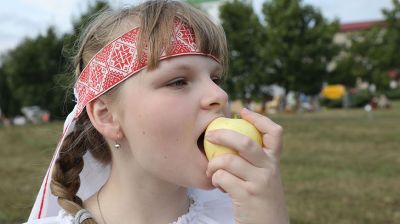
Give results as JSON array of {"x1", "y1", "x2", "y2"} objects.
[{"x1": 204, "y1": 117, "x2": 263, "y2": 160}]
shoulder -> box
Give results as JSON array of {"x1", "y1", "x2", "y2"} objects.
[
  {"x1": 174, "y1": 188, "x2": 234, "y2": 224},
  {"x1": 24, "y1": 210, "x2": 74, "y2": 224}
]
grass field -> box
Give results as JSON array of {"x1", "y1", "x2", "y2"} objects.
[{"x1": 1, "y1": 102, "x2": 399, "y2": 224}]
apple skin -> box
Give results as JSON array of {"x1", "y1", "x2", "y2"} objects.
[{"x1": 204, "y1": 117, "x2": 262, "y2": 160}]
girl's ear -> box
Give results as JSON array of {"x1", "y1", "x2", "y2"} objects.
[{"x1": 86, "y1": 97, "x2": 122, "y2": 140}]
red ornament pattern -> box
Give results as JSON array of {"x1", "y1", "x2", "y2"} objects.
[{"x1": 109, "y1": 42, "x2": 134, "y2": 72}]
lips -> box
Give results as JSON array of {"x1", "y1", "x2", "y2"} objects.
[
  {"x1": 197, "y1": 131, "x2": 206, "y2": 155},
  {"x1": 197, "y1": 116, "x2": 223, "y2": 156}
]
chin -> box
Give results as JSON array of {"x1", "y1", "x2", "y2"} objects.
[
  {"x1": 190, "y1": 175, "x2": 215, "y2": 190},
  {"x1": 199, "y1": 179, "x2": 215, "y2": 189},
  {"x1": 200, "y1": 184, "x2": 216, "y2": 190},
  {"x1": 192, "y1": 183, "x2": 215, "y2": 190}
]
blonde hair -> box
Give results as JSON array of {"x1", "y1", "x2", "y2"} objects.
[{"x1": 50, "y1": 0, "x2": 228, "y2": 223}]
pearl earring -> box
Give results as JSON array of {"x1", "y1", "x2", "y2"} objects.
[
  {"x1": 114, "y1": 132, "x2": 121, "y2": 149},
  {"x1": 114, "y1": 142, "x2": 121, "y2": 149}
]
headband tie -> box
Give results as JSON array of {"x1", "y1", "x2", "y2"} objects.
[{"x1": 28, "y1": 18, "x2": 220, "y2": 222}]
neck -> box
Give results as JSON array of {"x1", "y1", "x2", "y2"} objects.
[{"x1": 94, "y1": 157, "x2": 190, "y2": 224}]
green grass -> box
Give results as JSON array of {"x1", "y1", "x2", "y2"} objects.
[
  {"x1": 1, "y1": 102, "x2": 399, "y2": 224},
  {"x1": 0, "y1": 123, "x2": 60, "y2": 224},
  {"x1": 273, "y1": 102, "x2": 400, "y2": 224}
]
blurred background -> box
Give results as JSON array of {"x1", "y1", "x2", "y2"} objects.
[{"x1": 0, "y1": 0, "x2": 399, "y2": 223}]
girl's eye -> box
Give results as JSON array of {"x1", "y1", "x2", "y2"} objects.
[
  {"x1": 212, "y1": 76, "x2": 223, "y2": 86},
  {"x1": 167, "y1": 78, "x2": 188, "y2": 87}
]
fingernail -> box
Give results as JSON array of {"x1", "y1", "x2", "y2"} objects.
[{"x1": 242, "y1": 108, "x2": 250, "y2": 114}]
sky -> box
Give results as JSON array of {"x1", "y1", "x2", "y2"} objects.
[{"x1": 0, "y1": 0, "x2": 395, "y2": 54}]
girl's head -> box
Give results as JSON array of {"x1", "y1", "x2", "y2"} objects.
[{"x1": 50, "y1": 0, "x2": 228, "y2": 221}]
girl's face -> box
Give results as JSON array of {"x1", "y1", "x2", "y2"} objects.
[{"x1": 115, "y1": 55, "x2": 228, "y2": 189}]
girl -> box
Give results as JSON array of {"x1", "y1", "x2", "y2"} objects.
[{"x1": 27, "y1": 1, "x2": 289, "y2": 223}]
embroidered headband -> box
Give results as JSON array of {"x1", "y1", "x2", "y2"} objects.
[
  {"x1": 28, "y1": 18, "x2": 220, "y2": 222},
  {"x1": 74, "y1": 18, "x2": 220, "y2": 118}
]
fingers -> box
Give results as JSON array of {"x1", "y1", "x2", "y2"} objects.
[
  {"x1": 211, "y1": 169, "x2": 247, "y2": 199},
  {"x1": 206, "y1": 109, "x2": 288, "y2": 223},
  {"x1": 206, "y1": 153, "x2": 259, "y2": 181},
  {"x1": 240, "y1": 108, "x2": 283, "y2": 157},
  {"x1": 262, "y1": 133, "x2": 283, "y2": 159},
  {"x1": 209, "y1": 160, "x2": 276, "y2": 200},
  {"x1": 206, "y1": 129, "x2": 268, "y2": 168}
]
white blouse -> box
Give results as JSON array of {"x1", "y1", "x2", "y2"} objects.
[{"x1": 26, "y1": 189, "x2": 234, "y2": 224}]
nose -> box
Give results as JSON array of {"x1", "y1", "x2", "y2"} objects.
[{"x1": 200, "y1": 79, "x2": 228, "y2": 112}]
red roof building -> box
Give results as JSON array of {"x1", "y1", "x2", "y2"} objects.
[
  {"x1": 334, "y1": 20, "x2": 387, "y2": 46},
  {"x1": 340, "y1": 20, "x2": 386, "y2": 32}
]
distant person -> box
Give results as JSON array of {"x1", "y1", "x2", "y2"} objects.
[
  {"x1": 299, "y1": 93, "x2": 312, "y2": 112},
  {"x1": 378, "y1": 94, "x2": 391, "y2": 109},
  {"x1": 285, "y1": 91, "x2": 296, "y2": 112},
  {"x1": 27, "y1": 1, "x2": 289, "y2": 224}
]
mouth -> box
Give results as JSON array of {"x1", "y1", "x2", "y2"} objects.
[
  {"x1": 197, "y1": 116, "x2": 224, "y2": 157},
  {"x1": 197, "y1": 130, "x2": 206, "y2": 155}
]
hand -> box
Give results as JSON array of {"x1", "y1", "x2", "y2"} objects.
[{"x1": 206, "y1": 108, "x2": 289, "y2": 224}]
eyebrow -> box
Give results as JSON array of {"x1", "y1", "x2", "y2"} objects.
[
  {"x1": 149, "y1": 63, "x2": 192, "y2": 85},
  {"x1": 173, "y1": 64, "x2": 192, "y2": 71},
  {"x1": 183, "y1": 64, "x2": 223, "y2": 77},
  {"x1": 212, "y1": 65, "x2": 223, "y2": 75},
  {"x1": 153, "y1": 60, "x2": 223, "y2": 82},
  {"x1": 171, "y1": 61, "x2": 222, "y2": 73}
]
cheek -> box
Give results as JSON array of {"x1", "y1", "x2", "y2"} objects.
[
  {"x1": 145, "y1": 97, "x2": 194, "y2": 142},
  {"x1": 124, "y1": 96, "x2": 197, "y2": 174},
  {"x1": 141, "y1": 92, "x2": 195, "y2": 126},
  {"x1": 123, "y1": 93, "x2": 196, "y2": 150}
]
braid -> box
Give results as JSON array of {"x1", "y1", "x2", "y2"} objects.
[
  {"x1": 51, "y1": 9, "x2": 118, "y2": 218},
  {"x1": 50, "y1": 113, "x2": 110, "y2": 224},
  {"x1": 51, "y1": 9, "x2": 119, "y2": 219}
]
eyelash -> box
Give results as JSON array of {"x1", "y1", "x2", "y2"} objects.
[
  {"x1": 166, "y1": 76, "x2": 223, "y2": 88},
  {"x1": 167, "y1": 78, "x2": 188, "y2": 87}
]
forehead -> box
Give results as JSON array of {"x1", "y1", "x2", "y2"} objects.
[{"x1": 152, "y1": 55, "x2": 222, "y2": 73}]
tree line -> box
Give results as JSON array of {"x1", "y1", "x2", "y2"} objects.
[
  {"x1": 0, "y1": 0, "x2": 399, "y2": 118},
  {"x1": 0, "y1": 1, "x2": 107, "y2": 118},
  {"x1": 220, "y1": 0, "x2": 400, "y2": 101}
]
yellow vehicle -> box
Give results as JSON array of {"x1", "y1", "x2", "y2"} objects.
[{"x1": 321, "y1": 85, "x2": 346, "y2": 100}]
